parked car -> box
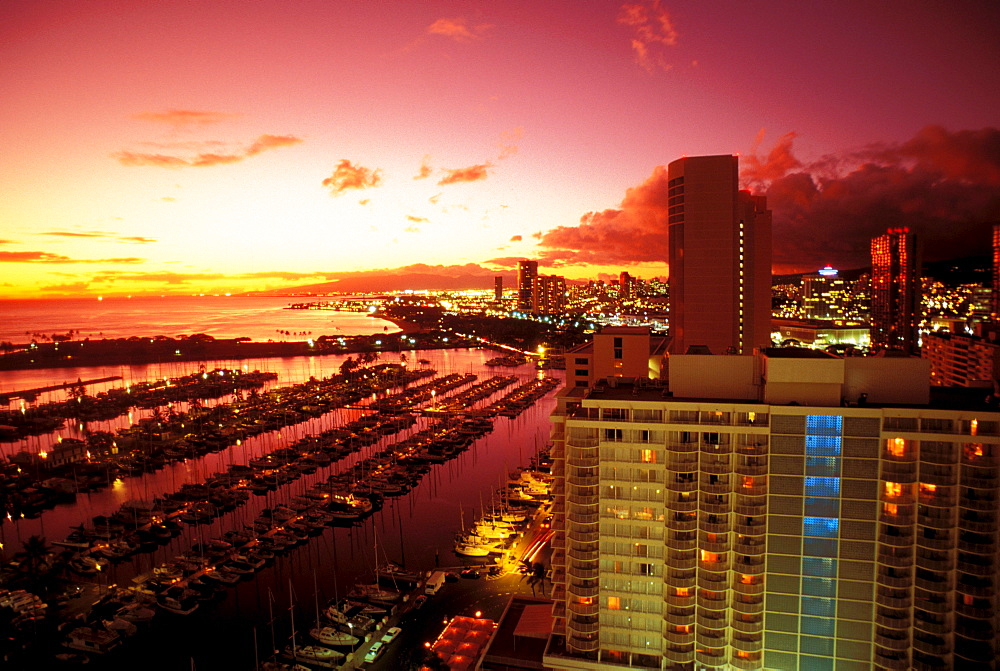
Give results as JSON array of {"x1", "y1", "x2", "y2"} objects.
[
  {"x1": 381, "y1": 626, "x2": 401, "y2": 644},
  {"x1": 364, "y1": 641, "x2": 384, "y2": 663}
]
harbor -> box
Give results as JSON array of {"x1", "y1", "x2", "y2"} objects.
[{"x1": 0, "y1": 347, "x2": 559, "y2": 669}]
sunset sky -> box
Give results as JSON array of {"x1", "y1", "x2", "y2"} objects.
[{"x1": 2, "y1": 0, "x2": 999, "y2": 297}]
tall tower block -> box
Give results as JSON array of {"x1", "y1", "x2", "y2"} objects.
[{"x1": 667, "y1": 155, "x2": 772, "y2": 355}]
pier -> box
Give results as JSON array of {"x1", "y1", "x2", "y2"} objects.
[{"x1": 0, "y1": 376, "x2": 123, "y2": 403}]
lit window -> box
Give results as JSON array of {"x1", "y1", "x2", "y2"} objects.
[
  {"x1": 608, "y1": 596, "x2": 621, "y2": 610},
  {"x1": 579, "y1": 596, "x2": 593, "y2": 605},
  {"x1": 640, "y1": 449, "x2": 656, "y2": 463},
  {"x1": 883, "y1": 503, "x2": 898, "y2": 515},
  {"x1": 742, "y1": 476, "x2": 754, "y2": 489},
  {"x1": 966, "y1": 443, "x2": 985, "y2": 460},
  {"x1": 971, "y1": 419, "x2": 979, "y2": 436},
  {"x1": 740, "y1": 574, "x2": 754, "y2": 584},
  {"x1": 676, "y1": 587, "x2": 690, "y2": 597},
  {"x1": 919, "y1": 483, "x2": 937, "y2": 496},
  {"x1": 887, "y1": 437, "x2": 906, "y2": 458},
  {"x1": 884, "y1": 482, "x2": 902, "y2": 498},
  {"x1": 700, "y1": 550, "x2": 721, "y2": 563}
]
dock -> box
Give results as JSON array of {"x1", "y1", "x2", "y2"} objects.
[{"x1": 0, "y1": 376, "x2": 123, "y2": 403}]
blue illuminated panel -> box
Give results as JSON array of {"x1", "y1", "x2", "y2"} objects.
[{"x1": 800, "y1": 415, "x2": 843, "y2": 658}]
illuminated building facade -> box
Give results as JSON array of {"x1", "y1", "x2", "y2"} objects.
[
  {"x1": 993, "y1": 223, "x2": 1000, "y2": 322},
  {"x1": 545, "y1": 328, "x2": 1000, "y2": 671},
  {"x1": 870, "y1": 228, "x2": 921, "y2": 354},
  {"x1": 535, "y1": 274, "x2": 567, "y2": 315},
  {"x1": 518, "y1": 260, "x2": 539, "y2": 311},
  {"x1": 802, "y1": 266, "x2": 854, "y2": 321},
  {"x1": 667, "y1": 155, "x2": 772, "y2": 355}
]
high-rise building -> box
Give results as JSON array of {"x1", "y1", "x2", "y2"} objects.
[
  {"x1": 535, "y1": 274, "x2": 567, "y2": 315},
  {"x1": 667, "y1": 155, "x2": 772, "y2": 355},
  {"x1": 870, "y1": 228, "x2": 921, "y2": 354},
  {"x1": 992, "y1": 223, "x2": 1000, "y2": 322},
  {"x1": 545, "y1": 327, "x2": 1000, "y2": 671},
  {"x1": 802, "y1": 266, "x2": 854, "y2": 320},
  {"x1": 620, "y1": 272, "x2": 633, "y2": 300},
  {"x1": 495, "y1": 275, "x2": 504, "y2": 302},
  {"x1": 518, "y1": 260, "x2": 539, "y2": 312}
]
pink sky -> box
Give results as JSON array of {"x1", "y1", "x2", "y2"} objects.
[{"x1": 2, "y1": 0, "x2": 998, "y2": 296}]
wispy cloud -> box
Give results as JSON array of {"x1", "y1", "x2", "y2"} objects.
[
  {"x1": 0, "y1": 251, "x2": 145, "y2": 264},
  {"x1": 510, "y1": 235, "x2": 523, "y2": 242},
  {"x1": 438, "y1": 163, "x2": 490, "y2": 185},
  {"x1": 427, "y1": 17, "x2": 492, "y2": 42},
  {"x1": 618, "y1": 0, "x2": 678, "y2": 72},
  {"x1": 414, "y1": 155, "x2": 433, "y2": 180},
  {"x1": 41, "y1": 230, "x2": 157, "y2": 244},
  {"x1": 132, "y1": 109, "x2": 240, "y2": 128},
  {"x1": 322, "y1": 159, "x2": 384, "y2": 196},
  {"x1": 406, "y1": 215, "x2": 429, "y2": 224},
  {"x1": 114, "y1": 134, "x2": 302, "y2": 168},
  {"x1": 498, "y1": 127, "x2": 523, "y2": 160}
]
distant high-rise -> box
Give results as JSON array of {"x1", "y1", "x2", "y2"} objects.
[
  {"x1": 494, "y1": 275, "x2": 503, "y2": 302},
  {"x1": 667, "y1": 155, "x2": 772, "y2": 355},
  {"x1": 535, "y1": 274, "x2": 566, "y2": 315},
  {"x1": 517, "y1": 260, "x2": 538, "y2": 311},
  {"x1": 619, "y1": 271, "x2": 632, "y2": 300},
  {"x1": 870, "y1": 228, "x2": 921, "y2": 354},
  {"x1": 992, "y1": 223, "x2": 1000, "y2": 321}
]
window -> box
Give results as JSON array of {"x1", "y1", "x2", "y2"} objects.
[
  {"x1": 575, "y1": 369, "x2": 589, "y2": 376},
  {"x1": 613, "y1": 337, "x2": 623, "y2": 360},
  {"x1": 638, "y1": 563, "x2": 653, "y2": 576},
  {"x1": 608, "y1": 596, "x2": 621, "y2": 610},
  {"x1": 884, "y1": 481, "x2": 902, "y2": 498},
  {"x1": 804, "y1": 477, "x2": 840, "y2": 497},
  {"x1": 802, "y1": 557, "x2": 837, "y2": 577},
  {"x1": 575, "y1": 357, "x2": 588, "y2": 365},
  {"x1": 887, "y1": 437, "x2": 907, "y2": 457},
  {"x1": 640, "y1": 449, "x2": 656, "y2": 463},
  {"x1": 604, "y1": 428, "x2": 623, "y2": 442},
  {"x1": 803, "y1": 517, "x2": 839, "y2": 537}
]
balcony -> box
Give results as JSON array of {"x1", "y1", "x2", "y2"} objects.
[
  {"x1": 731, "y1": 618, "x2": 764, "y2": 633},
  {"x1": 663, "y1": 630, "x2": 695, "y2": 645},
  {"x1": 960, "y1": 496, "x2": 998, "y2": 511},
  {"x1": 876, "y1": 593, "x2": 911, "y2": 609},
  {"x1": 877, "y1": 573, "x2": 913, "y2": 589},
  {"x1": 663, "y1": 609, "x2": 695, "y2": 625},
  {"x1": 567, "y1": 600, "x2": 598, "y2": 616},
  {"x1": 568, "y1": 529, "x2": 600, "y2": 544},
  {"x1": 733, "y1": 581, "x2": 765, "y2": 595},
  {"x1": 914, "y1": 576, "x2": 950, "y2": 593},
  {"x1": 733, "y1": 521, "x2": 766, "y2": 536},
  {"x1": 567, "y1": 454, "x2": 599, "y2": 468},
  {"x1": 701, "y1": 459, "x2": 732, "y2": 473},
  {"x1": 874, "y1": 650, "x2": 910, "y2": 670},
  {"x1": 666, "y1": 480, "x2": 699, "y2": 492},
  {"x1": 878, "y1": 532, "x2": 915, "y2": 547},
  {"x1": 699, "y1": 519, "x2": 731, "y2": 534},
  {"x1": 732, "y1": 598, "x2": 764, "y2": 614},
  {"x1": 877, "y1": 552, "x2": 914, "y2": 568},
  {"x1": 915, "y1": 535, "x2": 954, "y2": 550},
  {"x1": 697, "y1": 572, "x2": 728, "y2": 590},
  {"x1": 875, "y1": 631, "x2": 910, "y2": 651},
  {"x1": 701, "y1": 502, "x2": 731, "y2": 515},
  {"x1": 667, "y1": 498, "x2": 698, "y2": 513},
  {"x1": 669, "y1": 518, "x2": 698, "y2": 532},
  {"x1": 695, "y1": 650, "x2": 727, "y2": 667},
  {"x1": 731, "y1": 636, "x2": 764, "y2": 652},
  {"x1": 955, "y1": 601, "x2": 994, "y2": 619},
  {"x1": 662, "y1": 645, "x2": 695, "y2": 663},
  {"x1": 663, "y1": 594, "x2": 695, "y2": 607},
  {"x1": 735, "y1": 463, "x2": 768, "y2": 476},
  {"x1": 701, "y1": 482, "x2": 732, "y2": 495},
  {"x1": 569, "y1": 582, "x2": 599, "y2": 598},
  {"x1": 957, "y1": 559, "x2": 995, "y2": 576},
  {"x1": 915, "y1": 555, "x2": 953, "y2": 571},
  {"x1": 670, "y1": 536, "x2": 697, "y2": 550},
  {"x1": 568, "y1": 618, "x2": 599, "y2": 634},
  {"x1": 735, "y1": 503, "x2": 767, "y2": 516},
  {"x1": 667, "y1": 441, "x2": 699, "y2": 453},
  {"x1": 567, "y1": 564, "x2": 599, "y2": 581},
  {"x1": 730, "y1": 655, "x2": 764, "y2": 670},
  {"x1": 958, "y1": 517, "x2": 998, "y2": 533},
  {"x1": 567, "y1": 635, "x2": 599, "y2": 652}
]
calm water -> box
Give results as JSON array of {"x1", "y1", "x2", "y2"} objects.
[
  {"x1": 0, "y1": 295, "x2": 397, "y2": 344},
  {"x1": 0, "y1": 298, "x2": 559, "y2": 670}
]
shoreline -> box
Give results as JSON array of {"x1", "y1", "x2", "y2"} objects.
[{"x1": 0, "y1": 322, "x2": 475, "y2": 373}]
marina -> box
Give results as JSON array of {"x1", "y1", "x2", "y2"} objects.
[{"x1": 0, "y1": 345, "x2": 559, "y2": 669}]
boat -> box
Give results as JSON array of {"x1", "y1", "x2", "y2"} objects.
[
  {"x1": 454, "y1": 538, "x2": 492, "y2": 557},
  {"x1": 309, "y1": 625, "x2": 360, "y2": 647},
  {"x1": 283, "y1": 644, "x2": 344, "y2": 668},
  {"x1": 63, "y1": 627, "x2": 122, "y2": 654}
]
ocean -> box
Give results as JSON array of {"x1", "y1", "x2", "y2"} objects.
[{"x1": 0, "y1": 295, "x2": 397, "y2": 345}]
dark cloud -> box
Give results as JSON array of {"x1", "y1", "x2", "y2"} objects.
[
  {"x1": 537, "y1": 166, "x2": 671, "y2": 266},
  {"x1": 322, "y1": 159, "x2": 384, "y2": 196},
  {"x1": 438, "y1": 163, "x2": 490, "y2": 185},
  {"x1": 743, "y1": 125, "x2": 1000, "y2": 271}
]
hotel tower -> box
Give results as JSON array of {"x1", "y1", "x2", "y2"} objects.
[
  {"x1": 667, "y1": 155, "x2": 772, "y2": 355},
  {"x1": 542, "y1": 155, "x2": 999, "y2": 671}
]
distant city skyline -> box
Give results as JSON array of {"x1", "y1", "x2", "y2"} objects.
[{"x1": 1, "y1": 1, "x2": 998, "y2": 298}]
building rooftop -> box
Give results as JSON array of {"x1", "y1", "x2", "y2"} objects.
[{"x1": 479, "y1": 596, "x2": 552, "y2": 670}]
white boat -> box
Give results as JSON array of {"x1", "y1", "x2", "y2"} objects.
[
  {"x1": 63, "y1": 626, "x2": 121, "y2": 654},
  {"x1": 283, "y1": 644, "x2": 344, "y2": 667},
  {"x1": 310, "y1": 625, "x2": 359, "y2": 647},
  {"x1": 454, "y1": 539, "x2": 492, "y2": 557}
]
